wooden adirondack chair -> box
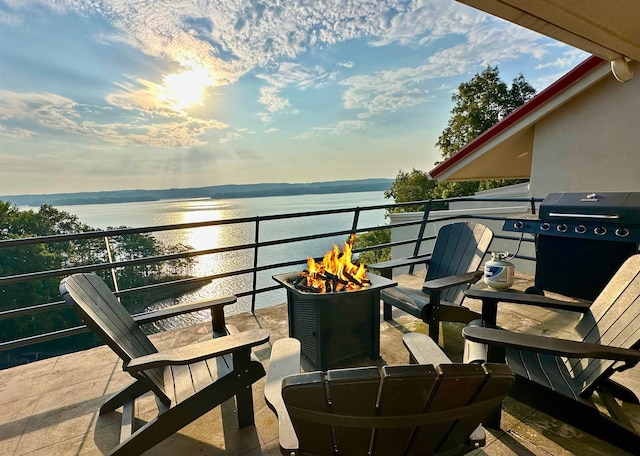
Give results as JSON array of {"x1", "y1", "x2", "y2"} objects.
[
  {"x1": 265, "y1": 333, "x2": 514, "y2": 456},
  {"x1": 372, "y1": 222, "x2": 494, "y2": 343},
  {"x1": 59, "y1": 273, "x2": 269, "y2": 456},
  {"x1": 462, "y1": 254, "x2": 640, "y2": 454}
]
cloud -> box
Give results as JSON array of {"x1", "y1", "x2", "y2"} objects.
[
  {"x1": 258, "y1": 86, "x2": 290, "y2": 113},
  {"x1": 338, "y1": 10, "x2": 551, "y2": 119},
  {"x1": 0, "y1": 124, "x2": 38, "y2": 140},
  {"x1": 0, "y1": 89, "x2": 226, "y2": 148},
  {"x1": 0, "y1": 8, "x2": 23, "y2": 27},
  {"x1": 8, "y1": 0, "x2": 555, "y2": 126},
  {"x1": 341, "y1": 70, "x2": 433, "y2": 119},
  {"x1": 535, "y1": 48, "x2": 588, "y2": 70},
  {"x1": 293, "y1": 119, "x2": 371, "y2": 140},
  {"x1": 1, "y1": 0, "x2": 569, "y2": 188},
  {"x1": 219, "y1": 130, "x2": 242, "y2": 144}
]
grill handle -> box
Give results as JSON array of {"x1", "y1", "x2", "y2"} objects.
[{"x1": 547, "y1": 212, "x2": 620, "y2": 219}]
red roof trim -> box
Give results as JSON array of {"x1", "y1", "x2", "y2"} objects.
[{"x1": 429, "y1": 55, "x2": 606, "y2": 179}]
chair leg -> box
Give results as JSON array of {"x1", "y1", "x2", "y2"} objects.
[
  {"x1": 601, "y1": 379, "x2": 640, "y2": 404},
  {"x1": 236, "y1": 383, "x2": 255, "y2": 428},
  {"x1": 428, "y1": 319, "x2": 440, "y2": 344},
  {"x1": 482, "y1": 405, "x2": 503, "y2": 430},
  {"x1": 100, "y1": 380, "x2": 151, "y2": 415},
  {"x1": 110, "y1": 364, "x2": 264, "y2": 456},
  {"x1": 234, "y1": 347, "x2": 257, "y2": 428},
  {"x1": 383, "y1": 302, "x2": 392, "y2": 320}
]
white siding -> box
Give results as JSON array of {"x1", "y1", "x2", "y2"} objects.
[{"x1": 530, "y1": 68, "x2": 640, "y2": 198}]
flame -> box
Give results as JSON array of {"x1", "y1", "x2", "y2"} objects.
[{"x1": 301, "y1": 234, "x2": 369, "y2": 293}]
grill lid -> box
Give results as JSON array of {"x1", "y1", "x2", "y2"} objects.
[{"x1": 539, "y1": 192, "x2": 640, "y2": 225}]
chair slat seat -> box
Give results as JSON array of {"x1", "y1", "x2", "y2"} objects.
[{"x1": 507, "y1": 349, "x2": 581, "y2": 401}]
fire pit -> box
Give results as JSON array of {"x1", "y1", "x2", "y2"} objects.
[
  {"x1": 274, "y1": 272, "x2": 396, "y2": 370},
  {"x1": 273, "y1": 235, "x2": 396, "y2": 370}
]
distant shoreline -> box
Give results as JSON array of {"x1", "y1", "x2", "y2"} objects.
[{"x1": 2, "y1": 178, "x2": 393, "y2": 207}]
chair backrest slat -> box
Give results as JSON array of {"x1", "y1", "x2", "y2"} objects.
[
  {"x1": 326, "y1": 367, "x2": 381, "y2": 455},
  {"x1": 564, "y1": 255, "x2": 640, "y2": 391},
  {"x1": 60, "y1": 273, "x2": 165, "y2": 391},
  {"x1": 374, "y1": 365, "x2": 438, "y2": 455},
  {"x1": 282, "y1": 363, "x2": 514, "y2": 456},
  {"x1": 426, "y1": 222, "x2": 493, "y2": 303}
]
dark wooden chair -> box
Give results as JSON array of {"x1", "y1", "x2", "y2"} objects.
[
  {"x1": 462, "y1": 254, "x2": 640, "y2": 454},
  {"x1": 59, "y1": 273, "x2": 269, "y2": 456},
  {"x1": 371, "y1": 222, "x2": 494, "y2": 343},
  {"x1": 264, "y1": 333, "x2": 514, "y2": 456}
]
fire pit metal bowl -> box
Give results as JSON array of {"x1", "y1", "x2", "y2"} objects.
[{"x1": 273, "y1": 272, "x2": 397, "y2": 370}]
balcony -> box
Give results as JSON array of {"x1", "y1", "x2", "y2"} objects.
[{"x1": 1, "y1": 196, "x2": 639, "y2": 455}]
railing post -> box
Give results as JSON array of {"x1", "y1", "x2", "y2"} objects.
[
  {"x1": 104, "y1": 236, "x2": 120, "y2": 300},
  {"x1": 351, "y1": 207, "x2": 361, "y2": 233},
  {"x1": 530, "y1": 197, "x2": 537, "y2": 215},
  {"x1": 409, "y1": 200, "x2": 432, "y2": 274},
  {"x1": 251, "y1": 217, "x2": 260, "y2": 313}
]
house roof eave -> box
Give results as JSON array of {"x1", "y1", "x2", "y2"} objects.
[{"x1": 429, "y1": 56, "x2": 609, "y2": 182}]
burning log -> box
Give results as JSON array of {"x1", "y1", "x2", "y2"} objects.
[
  {"x1": 297, "y1": 284, "x2": 322, "y2": 294},
  {"x1": 290, "y1": 234, "x2": 370, "y2": 294},
  {"x1": 323, "y1": 271, "x2": 349, "y2": 286}
]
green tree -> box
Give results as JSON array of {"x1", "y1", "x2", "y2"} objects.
[
  {"x1": 0, "y1": 201, "x2": 195, "y2": 366},
  {"x1": 387, "y1": 66, "x2": 536, "y2": 205},
  {"x1": 436, "y1": 67, "x2": 535, "y2": 158},
  {"x1": 384, "y1": 169, "x2": 440, "y2": 213},
  {"x1": 354, "y1": 228, "x2": 391, "y2": 266}
]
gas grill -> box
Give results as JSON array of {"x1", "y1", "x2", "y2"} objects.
[{"x1": 504, "y1": 192, "x2": 640, "y2": 300}]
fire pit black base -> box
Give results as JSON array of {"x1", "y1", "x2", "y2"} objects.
[{"x1": 273, "y1": 272, "x2": 397, "y2": 371}]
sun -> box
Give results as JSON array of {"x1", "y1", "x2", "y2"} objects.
[{"x1": 158, "y1": 66, "x2": 214, "y2": 111}]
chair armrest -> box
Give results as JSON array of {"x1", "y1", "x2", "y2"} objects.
[
  {"x1": 402, "y1": 332, "x2": 452, "y2": 365},
  {"x1": 124, "y1": 328, "x2": 269, "y2": 372},
  {"x1": 422, "y1": 270, "x2": 483, "y2": 291},
  {"x1": 133, "y1": 294, "x2": 238, "y2": 337},
  {"x1": 462, "y1": 326, "x2": 640, "y2": 363},
  {"x1": 264, "y1": 338, "x2": 302, "y2": 452},
  {"x1": 368, "y1": 254, "x2": 432, "y2": 278},
  {"x1": 464, "y1": 289, "x2": 591, "y2": 313}
]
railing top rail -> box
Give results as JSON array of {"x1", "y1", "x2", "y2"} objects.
[{"x1": 0, "y1": 196, "x2": 540, "y2": 249}]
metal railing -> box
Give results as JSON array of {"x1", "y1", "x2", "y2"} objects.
[{"x1": 0, "y1": 196, "x2": 541, "y2": 367}]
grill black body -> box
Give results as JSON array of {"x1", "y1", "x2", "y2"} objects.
[
  {"x1": 273, "y1": 272, "x2": 396, "y2": 370},
  {"x1": 504, "y1": 192, "x2": 640, "y2": 300}
]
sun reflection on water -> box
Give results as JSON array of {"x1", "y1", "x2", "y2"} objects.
[{"x1": 55, "y1": 192, "x2": 389, "y2": 329}]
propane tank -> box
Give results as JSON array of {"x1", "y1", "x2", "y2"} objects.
[{"x1": 484, "y1": 252, "x2": 515, "y2": 289}]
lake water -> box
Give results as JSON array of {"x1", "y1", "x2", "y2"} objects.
[{"x1": 52, "y1": 191, "x2": 390, "y2": 328}]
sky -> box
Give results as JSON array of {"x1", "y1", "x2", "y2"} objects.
[{"x1": 0, "y1": 0, "x2": 588, "y2": 196}]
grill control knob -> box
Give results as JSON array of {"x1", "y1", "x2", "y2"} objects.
[
  {"x1": 575, "y1": 225, "x2": 587, "y2": 234},
  {"x1": 615, "y1": 227, "x2": 630, "y2": 238},
  {"x1": 594, "y1": 226, "x2": 607, "y2": 236},
  {"x1": 540, "y1": 223, "x2": 551, "y2": 231},
  {"x1": 513, "y1": 221, "x2": 524, "y2": 229},
  {"x1": 557, "y1": 224, "x2": 568, "y2": 233}
]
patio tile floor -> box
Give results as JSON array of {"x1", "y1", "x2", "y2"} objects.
[{"x1": 1, "y1": 271, "x2": 638, "y2": 455}]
